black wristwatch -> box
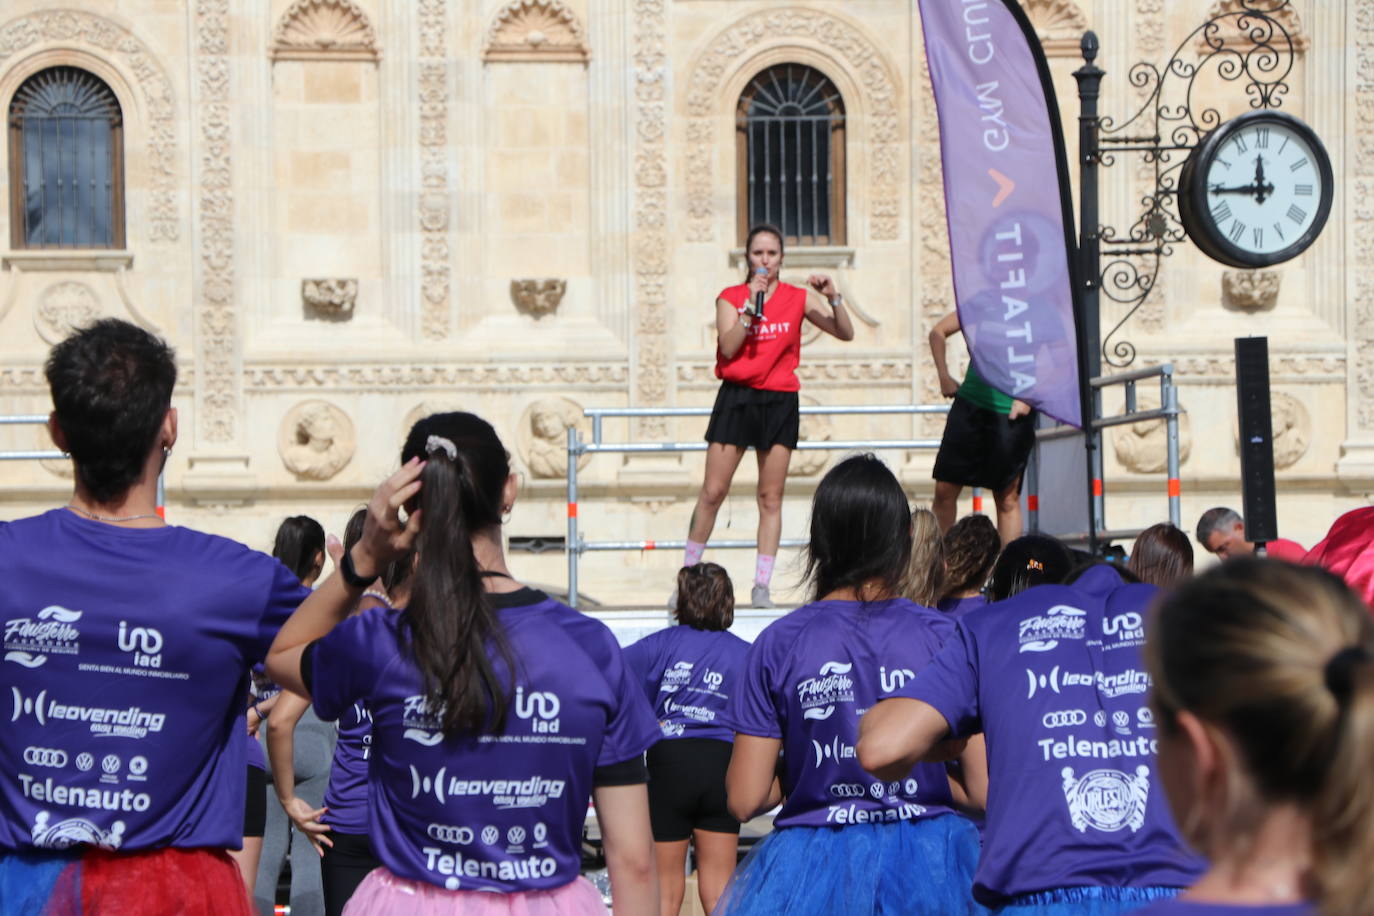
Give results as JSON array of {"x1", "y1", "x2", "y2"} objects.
[{"x1": 339, "y1": 548, "x2": 375, "y2": 589}]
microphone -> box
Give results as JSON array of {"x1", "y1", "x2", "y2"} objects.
[{"x1": 754, "y1": 266, "x2": 767, "y2": 320}]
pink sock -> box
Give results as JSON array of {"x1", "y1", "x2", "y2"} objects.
[
  {"x1": 684, "y1": 539, "x2": 706, "y2": 567},
  {"x1": 755, "y1": 554, "x2": 775, "y2": 587}
]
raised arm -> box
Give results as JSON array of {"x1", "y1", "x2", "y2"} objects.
[
  {"x1": 716, "y1": 296, "x2": 753, "y2": 360},
  {"x1": 266, "y1": 458, "x2": 425, "y2": 695},
  {"x1": 857, "y1": 696, "x2": 954, "y2": 783},
  {"x1": 265, "y1": 689, "x2": 332, "y2": 855},
  {"x1": 928, "y1": 311, "x2": 962, "y2": 398},
  {"x1": 593, "y1": 783, "x2": 658, "y2": 916},
  {"x1": 803, "y1": 274, "x2": 855, "y2": 341}
]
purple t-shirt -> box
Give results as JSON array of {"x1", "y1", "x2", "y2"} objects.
[
  {"x1": 725, "y1": 597, "x2": 959, "y2": 829},
  {"x1": 0, "y1": 509, "x2": 307, "y2": 852},
  {"x1": 310, "y1": 588, "x2": 659, "y2": 893},
  {"x1": 892, "y1": 566, "x2": 1203, "y2": 904},
  {"x1": 623, "y1": 625, "x2": 750, "y2": 743},
  {"x1": 937, "y1": 595, "x2": 987, "y2": 619},
  {"x1": 322, "y1": 698, "x2": 372, "y2": 834},
  {"x1": 1135, "y1": 904, "x2": 1313, "y2": 916}
]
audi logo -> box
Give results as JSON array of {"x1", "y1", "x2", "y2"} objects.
[
  {"x1": 23, "y1": 747, "x2": 67, "y2": 768},
  {"x1": 427, "y1": 823, "x2": 475, "y2": 845},
  {"x1": 829, "y1": 783, "x2": 867, "y2": 798},
  {"x1": 1041, "y1": 709, "x2": 1087, "y2": 728}
]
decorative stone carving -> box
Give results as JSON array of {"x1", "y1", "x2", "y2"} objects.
[
  {"x1": 302, "y1": 279, "x2": 358, "y2": 320},
  {"x1": 34, "y1": 282, "x2": 101, "y2": 344},
  {"x1": 1198, "y1": 0, "x2": 1309, "y2": 53},
  {"x1": 1221, "y1": 269, "x2": 1281, "y2": 312},
  {"x1": 484, "y1": 0, "x2": 589, "y2": 64},
  {"x1": 632, "y1": 0, "x2": 670, "y2": 439},
  {"x1": 1111, "y1": 392, "x2": 1192, "y2": 475},
  {"x1": 685, "y1": 9, "x2": 901, "y2": 242},
  {"x1": 1229, "y1": 390, "x2": 1310, "y2": 470},
  {"x1": 244, "y1": 362, "x2": 629, "y2": 392},
  {"x1": 195, "y1": 0, "x2": 238, "y2": 443},
  {"x1": 271, "y1": 0, "x2": 379, "y2": 61},
  {"x1": 789, "y1": 396, "x2": 832, "y2": 477},
  {"x1": 279, "y1": 400, "x2": 355, "y2": 481},
  {"x1": 1355, "y1": 5, "x2": 1374, "y2": 430},
  {"x1": 1019, "y1": 0, "x2": 1091, "y2": 57},
  {"x1": 516, "y1": 398, "x2": 593, "y2": 479},
  {"x1": 0, "y1": 10, "x2": 179, "y2": 241},
  {"x1": 418, "y1": 1, "x2": 450, "y2": 340},
  {"x1": 510, "y1": 279, "x2": 567, "y2": 318}
]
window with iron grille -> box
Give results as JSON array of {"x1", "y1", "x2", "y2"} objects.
[
  {"x1": 8, "y1": 66, "x2": 124, "y2": 249},
  {"x1": 737, "y1": 64, "x2": 846, "y2": 246}
]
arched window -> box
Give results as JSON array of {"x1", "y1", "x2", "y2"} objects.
[
  {"x1": 8, "y1": 67, "x2": 124, "y2": 249},
  {"x1": 737, "y1": 64, "x2": 845, "y2": 246}
]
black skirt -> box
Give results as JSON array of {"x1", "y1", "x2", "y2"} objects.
[
  {"x1": 931, "y1": 395, "x2": 1037, "y2": 492},
  {"x1": 704, "y1": 381, "x2": 800, "y2": 451}
]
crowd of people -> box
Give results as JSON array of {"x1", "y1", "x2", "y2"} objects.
[{"x1": 4, "y1": 317, "x2": 1374, "y2": 916}]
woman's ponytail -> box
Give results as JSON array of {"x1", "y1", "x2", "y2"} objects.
[
  {"x1": 1313, "y1": 656, "x2": 1374, "y2": 915},
  {"x1": 400, "y1": 414, "x2": 516, "y2": 735}
]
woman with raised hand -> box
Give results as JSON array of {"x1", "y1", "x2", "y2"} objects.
[
  {"x1": 266, "y1": 412, "x2": 660, "y2": 915},
  {"x1": 716, "y1": 453, "x2": 983, "y2": 915},
  {"x1": 1134, "y1": 559, "x2": 1374, "y2": 916},
  {"x1": 624, "y1": 563, "x2": 751, "y2": 916}
]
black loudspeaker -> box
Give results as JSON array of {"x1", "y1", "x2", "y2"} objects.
[{"x1": 1235, "y1": 337, "x2": 1278, "y2": 546}]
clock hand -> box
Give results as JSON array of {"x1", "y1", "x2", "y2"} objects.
[
  {"x1": 1254, "y1": 155, "x2": 1271, "y2": 204},
  {"x1": 1210, "y1": 183, "x2": 1263, "y2": 195}
]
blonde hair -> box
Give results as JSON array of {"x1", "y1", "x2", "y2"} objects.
[
  {"x1": 901, "y1": 508, "x2": 946, "y2": 607},
  {"x1": 1146, "y1": 559, "x2": 1374, "y2": 915}
]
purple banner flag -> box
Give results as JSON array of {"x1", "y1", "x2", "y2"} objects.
[{"x1": 918, "y1": 0, "x2": 1082, "y2": 427}]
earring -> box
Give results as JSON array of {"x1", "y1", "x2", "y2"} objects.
[{"x1": 501, "y1": 505, "x2": 513, "y2": 524}]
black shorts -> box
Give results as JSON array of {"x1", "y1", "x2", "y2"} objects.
[
  {"x1": 932, "y1": 395, "x2": 1036, "y2": 492},
  {"x1": 243, "y1": 765, "x2": 267, "y2": 838},
  {"x1": 646, "y1": 738, "x2": 739, "y2": 841},
  {"x1": 704, "y1": 382, "x2": 799, "y2": 452}
]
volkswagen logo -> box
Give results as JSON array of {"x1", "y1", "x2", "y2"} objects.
[
  {"x1": 23, "y1": 747, "x2": 67, "y2": 768},
  {"x1": 481, "y1": 826, "x2": 500, "y2": 846},
  {"x1": 426, "y1": 823, "x2": 475, "y2": 845},
  {"x1": 868, "y1": 782, "x2": 884, "y2": 799},
  {"x1": 1042, "y1": 709, "x2": 1087, "y2": 728},
  {"x1": 101, "y1": 755, "x2": 120, "y2": 775},
  {"x1": 828, "y1": 783, "x2": 866, "y2": 798},
  {"x1": 75, "y1": 752, "x2": 94, "y2": 772},
  {"x1": 508, "y1": 826, "x2": 526, "y2": 845}
]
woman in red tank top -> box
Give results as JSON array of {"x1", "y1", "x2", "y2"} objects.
[{"x1": 677, "y1": 225, "x2": 855, "y2": 608}]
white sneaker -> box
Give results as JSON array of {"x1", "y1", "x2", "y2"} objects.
[{"x1": 751, "y1": 585, "x2": 775, "y2": 608}]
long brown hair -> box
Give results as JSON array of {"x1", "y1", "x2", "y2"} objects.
[
  {"x1": 674, "y1": 563, "x2": 734, "y2": 631},
  {"x1": 1147, "y1": 559, "x2": 1374, "y2": 915},
  {"x1": 901, "y1": 508, "x2": 945, "y2": 606},
  {"x1": 1127, "y1": 522, "x2": 1193, "y2": 589}
]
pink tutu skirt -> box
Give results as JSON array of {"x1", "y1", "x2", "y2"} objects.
[{"x1": 343, "y1": 868, "x2": 608, "y2": 916}]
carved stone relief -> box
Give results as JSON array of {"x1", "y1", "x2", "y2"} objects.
[
  {"x1": 302, "y1": 279, "x2": 358, "y2": 320},
  {"x1": 34, "y1": 282, "x2": 101, "y2": 344},
  {"x1": 1018, "y1": 0, "x2": 1090, "y2": 57},
  {"x1": 484, "y1": 0, "x2": 589, "y2": 63},
  {"x1": 1221, "y1": 269, "x2": 1281, "y2": 312},
  {"x1": 685, "y1": 9, "x2": 901, "y2": 243},
  {"x1": 1232, "y1": 390, "x2": 1310, "y2": 470},
  {"x1": 418, "y1": 0, "x2": 450, "y2": 339},
  {"x1": 632, "y1": 0, "x2": 670, "y2": 438},
  {"x1": 516, "y1": 397, "x2": 593, "y2": 479},
  {"x1": 271, "y1": 0, "x2": 379, "y2": 61},
  {"x1": 1111, "y1": 392, "x2": 1192, "y2": 474},
  {"x1": 789, "y1": 395, "x2": 832, "y2": 478},
  {"x1": 0, "y1": 10, "x2": 179, "y2": 241},
  {"x1": 510, "y1": 279, "x2": 566, "y2": 318},
  {"x1": 195, "y1": 0, "x2": 237, "y2": 443},
  {"x1": 279, "y1": 400, "x2": 355, "y2": 480},
  {"x1": 1352, "y1": 5, "x2": 1374, "y2": 429}
]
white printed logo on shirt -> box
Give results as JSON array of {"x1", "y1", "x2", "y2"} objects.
[
  {"x1": 798, "y1": 661, "x2": 854, "y2": 721},
  {"x1": 1018, "y1": 605, "x2": 1086, "y2": 653},
  {"x1": 1060, "y1": 765, "x2": 1151, "y2": 833},
  {"x1": 5, "y1": 606, "x2": 82, "y2": 668}
]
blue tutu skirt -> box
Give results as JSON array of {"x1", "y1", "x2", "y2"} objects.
[
  {"x1": 994, "y1": 885, "x2": 1180, "y2": 914},
  {"x1": 715, "y1": 813, "x2": 985, "y2": 915}
]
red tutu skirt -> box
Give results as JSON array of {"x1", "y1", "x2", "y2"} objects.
[{"x1": 0, "y1": 846, "x2": 251, "y2": 916}]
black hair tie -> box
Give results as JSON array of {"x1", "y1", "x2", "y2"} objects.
[{"x1": 1324, "y1": 646, "x2": 1371, "y2": 702}]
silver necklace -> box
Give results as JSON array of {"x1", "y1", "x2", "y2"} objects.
[{"x1": 66, "y1": 504, "x2": 162, "y2": 524}]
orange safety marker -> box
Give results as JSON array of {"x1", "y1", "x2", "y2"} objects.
[
  {"x1": 1092, "y1": 478, "x2": 1103, "y2": 497},
  {"x1": 644, "y1": 540, "x2": 656, "y2": 550},
  {"x1": 567, "y1": 502, "x2": 578, "y2": 518},
  {"x1": 1167, "y1": 478, "x2": 1181, "y2": 497},
  {"x1": 1027, "y1": 494, "x2": 1039, "y2": 512},
  {"x1": 972, "y1": 494, "x2": 984, "y2": 513}
]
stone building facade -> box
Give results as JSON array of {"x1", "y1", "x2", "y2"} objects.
[{"x1": 0, "y1": 0, "x2": 1365, "y2": 604}]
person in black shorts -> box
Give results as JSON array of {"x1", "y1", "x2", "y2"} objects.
[
  {"x1": 625, "y1": 564, "x2": 752, "y2": 916},
  {"x1": 681, "y1": 224, "x2": 854, "y2": 607},
  {"x1": 928, "y1": 311, "x2": 1035, "y2": 543}
]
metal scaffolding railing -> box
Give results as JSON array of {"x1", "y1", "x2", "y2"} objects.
[
  {"x1": 1, "y1": 413, "x2": 165, "y2": 513},
  {"x1": 563, "y1": 404, "x2": 954, "y2": 609},
  {"x1": 1026, "y1": 363, "x2": 1181, "y2": 545}
]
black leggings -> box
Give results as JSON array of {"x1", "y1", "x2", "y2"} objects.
[{"x1": 321, "y1": 830, "x2": 380, "y2": 916}]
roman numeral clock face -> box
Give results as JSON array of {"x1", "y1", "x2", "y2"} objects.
[{"x1": 1180, "y1": 110, "x2": 1333, "y2": 269}]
